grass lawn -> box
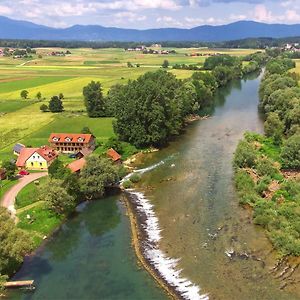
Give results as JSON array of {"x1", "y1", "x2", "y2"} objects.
[
  {"x1": 17, "y1": 203, "x2": 62, "y2": 247},
  {"x1": 0, "y1": 100, "x2": 34, "y2": 113},
  {"x1": 0, "y1": 178, "x2": 19, "y2": 202},
  {"x1": 15, "y1": 177, "x2": 47, "y2": 209}
]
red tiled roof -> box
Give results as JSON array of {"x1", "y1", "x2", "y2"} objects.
[
  {"x1": 67, "y1": 158, "x2": 86, "y2": 173},
  {"x1": 49, "y1": 133, "x2": 94, "y2": 144},
  {"x1": 107, "y1": 148, "x2": 121, "y2": 162},
  {"x1": 16, "y1": 146, "x2": 57, "y2": 167},
  {"x1": 16, "y1": 148, "x2": 38, "y2": 167}
]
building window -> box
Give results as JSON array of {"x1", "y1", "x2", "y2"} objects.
[
  {"x1": 31, "y1": 162, "x2": 34, "y2": 166},
  {"x1": 40, "y1": 163, "x2": 42, "y2": 167}
]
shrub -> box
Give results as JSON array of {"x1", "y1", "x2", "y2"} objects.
[
  {"x1": 233, "y1": 140, "x2": 257, "y2": 168},
  {"x1": 281, "y1": 134, "x2": 300, "y2": 169},
  {"x1": 40, "y1": 104, "x2": 48, "y2": 112},
  {"x1": 130, "y1": 173, "x2": 141, "y2": 183},
  {"x1": 255, "y1": 176, "x2": 271, "y2": 196},
  {"x1": 122, "y1": 180, "x2": 132, "y2": 189},
  {"x1": 256, "y1": 157, "x2": 278, "y2": 177}
]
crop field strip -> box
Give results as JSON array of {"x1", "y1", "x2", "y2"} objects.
[{"x1": 0, "y1": 47, "x2": 258, "y2": 163}]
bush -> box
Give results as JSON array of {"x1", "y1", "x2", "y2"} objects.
[
  {"x1": 255, "y1": 176, "x2": 271, "y2": 196},
  {"x1": 281, "y1": 134, "x2": 300, "y2": 169},
  {"x1": 256, "y1": 157, "x2": 278, "y2": 177},
  {"x1": 40, "y1": 104, "x2": 48, "y2": 112},
  {"x1": 233, "y1": 140, "x2": 257, "y2": 168},
  {"x1": 130, "y1": 173, "x2": 141, "y2": 183},
  {"x1": 122, "y1": 180, "x2": 133, "y2": 189}
]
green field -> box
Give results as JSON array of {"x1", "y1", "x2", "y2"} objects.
[{"x1": 0, "y1": 47, "x2": 259, "y2": 163}]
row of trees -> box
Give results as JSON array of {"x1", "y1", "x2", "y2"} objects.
[
  {"x1": 233, "y1": 54, "x2": 300, "y2": 256},
  {"x1": 259, "y1": 57, "x2": 299, "y2": 165}
]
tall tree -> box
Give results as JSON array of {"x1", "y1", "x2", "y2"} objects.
[
  {"x1": 0, "y1": 208, "x2": 33, "y2": 281},
  {"x1": 49, "y1": 96, "x2": 63, "y2": 112},
  {"x1": 83, "y1": 81, "x2": 106, "y2": 117},
  {"x1": 111, "y1": 70, "x2": 184, "y2": 147},
  {"x1": 20, "y1": 90, "x2": 28, "y2": 99},
  {"x1": 39, "y1": 179, "x2": 76, "y2": 215},
  {"x1": 79, "y1": 156, "x2": 119, "y2": 199}
]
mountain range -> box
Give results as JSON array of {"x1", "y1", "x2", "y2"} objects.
[{"x1": 1, "y1": 16, "x2": 300, "y2": 42}]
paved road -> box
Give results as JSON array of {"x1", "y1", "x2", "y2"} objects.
[{"x1": 1, "y1": 172, "x2": 48, "y2": 216}]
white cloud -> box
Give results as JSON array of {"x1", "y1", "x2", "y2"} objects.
[
  {"x1": 114, "y1": 11, "x2": 147, "y2": 23},
  {"x1": 0, "y1": 5, "x2": 13, "y2": 15},
  {"x1": 253, "y1": 4, "x2": 273, "y2": 22},
  {"x1": 156, "y1": 16, "x2": 183, "y2": 27}
]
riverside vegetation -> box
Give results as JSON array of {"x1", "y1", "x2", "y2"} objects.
[
  {"x1": 233, "y1": 56, "x2": 300, "y2": 256},
  {"x1": 0, "y1": 48, "x2": 267, "y2": 290}
]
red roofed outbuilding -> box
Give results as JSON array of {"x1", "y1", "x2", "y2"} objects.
[
  {"x1": 107, "y1": 148, "x2": 122, "y2": 164},
  {"x1": 67, "y1": 158, "x2": 86, "y2": 173}
]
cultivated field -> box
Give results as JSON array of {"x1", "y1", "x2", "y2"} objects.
[{"x1": 0, "y1": 47, "x2": 259, "y2": 162}]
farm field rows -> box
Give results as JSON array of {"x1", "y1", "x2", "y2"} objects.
[{"x1": 0, "y1": 47, "x2": 258, "y2": 163}]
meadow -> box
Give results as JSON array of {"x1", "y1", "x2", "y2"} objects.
[{"x1": 0, "y1": 47, "x2": 258, "y2": 163}]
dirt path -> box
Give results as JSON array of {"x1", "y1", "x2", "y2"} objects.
[{"x1": 1, "y1": 172, "x2": 48, "y2": 217}]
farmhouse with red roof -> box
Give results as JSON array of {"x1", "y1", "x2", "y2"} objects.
[
  {"x1": 48, "y1": 133, "x2": 96, "y2": 153},
  {"x1": 16, "y1": 146, "x2": 58, "y2": 170}
]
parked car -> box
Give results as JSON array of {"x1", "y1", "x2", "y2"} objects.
[
  {"x1": 68, "y1": 153, "x2": 77, "y2": 159},
  {"x1": 19, "y1": 170, "x2": 30, "y2": 176}
]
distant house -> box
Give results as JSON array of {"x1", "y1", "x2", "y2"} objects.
[
  {"x1": 0, "y1": 168, "x2": 6, "y2": 180},
  {"x1": 107, "y1": 148, "x2": 122, "y2": 164},
  {"x1": 13, "y1": 143, "x2": 25, "y2": 156},
  {"x1": 48, "y1": 133, "x2": 96, "y2": 153},
  {"x1": 16, "y1": 146, "x2": 58, "y2": 170},
  {"x1": 67, "y1": 158, "x2": 86, "y2": 173}
]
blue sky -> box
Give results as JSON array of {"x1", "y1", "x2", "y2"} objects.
[{"x1": 0, "y1": 0, "x2": 299, "y2": 28}]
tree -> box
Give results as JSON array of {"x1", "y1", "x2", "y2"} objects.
[
  {"x1": 40, "y1": 104, "x2": 48, "y2": 112},
  {"x1": 1, "y1": 160, "x2": 16, "y2": 179},
  {"x1": 281, "y1": 134, "x2": 300, "y2": 169},
  {"x1": 48, "y1": 159, "x2": 70, "y2": 179},
  {"x1": 36, "y1": 91, "x2": 42, "y2": 101},
  {"x1": 79, "y1": 156, "x2": 119, "y2": 199},
  {"x1": 59, "y1": 93, "x2": 64, "y2": 100},
  {"x1": 0, "y1": 207, "x2": 33, "y2": 279},
  {"x1": 20, "y1": 90, "x2": 28, "y2": 99},
  {"x1": 83, "y1": 81, "x2": 106, "y2": 117},
  {"x1": 127, "y1": 62, "x2": 133, "y2": 68},
  {"x1": 111, "y1": 70, "x2": 183, "y2": 147},
  {"x1": 264, "y1": 112, "x2": 284, "y2": 145},
  {"x1": 233, "y1": 140, "x2": 257, "y2": 168},
  {"x1": 162, "y1": 59, "x2": 169, "y2": 68},
  {"x1": 39, "y1": 179, "x2": 76, "y2": 215},
  {"x1": 81, "y1": 126, "x2": 92, "y2": 134},
  {"x1": 49, "y1": 95, "x2": 63, "y2": 113}
]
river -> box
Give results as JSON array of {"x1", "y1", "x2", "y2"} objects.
[{"x1": 11, "y1": 72, "x2": 300, "y2": 300}]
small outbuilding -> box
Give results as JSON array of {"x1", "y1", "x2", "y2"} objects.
[
  {"x1": 13, "y1": 143, "x2": 25, "y2": 156},
  {"x1": 107, "y1": 148, "x2": 122, "y2": 164},
  {"x1": 75, "y1": 148, "x2": 93, "y2": 159},
  {"x1": 67, "y1": 158, "x2": 86, "y2": 173}
]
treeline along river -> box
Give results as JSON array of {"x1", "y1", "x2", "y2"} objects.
[{"x1": 10, "y1": 72, "x2": 300, "y2": 300}]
